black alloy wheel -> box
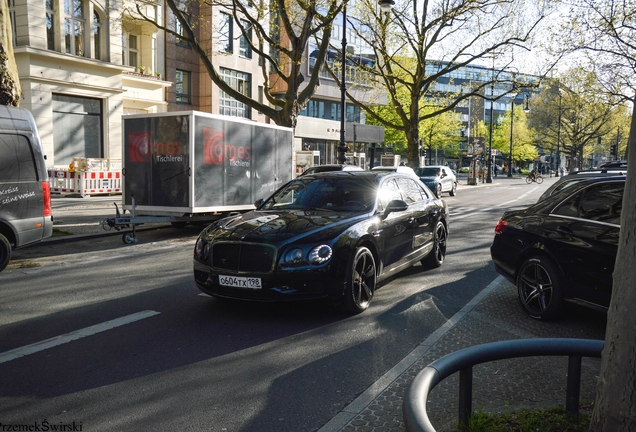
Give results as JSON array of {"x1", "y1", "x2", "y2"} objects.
[
  {"x1": 421, "y1": 221, "x2": 447, "y2": 268},
  {"x1": 0, "y1": 234, "x2": 11, "y2": 272},
  {"x1": 517, "y1": 256, "x2": 563, "y2": 320},
  {"x1": 339, "y1": 246, "x2": 377, "y2": 314}
]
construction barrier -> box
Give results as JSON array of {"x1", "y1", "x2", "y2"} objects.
[{"x1": 49, "y1": 169, "x2": 122, "y2": 197}]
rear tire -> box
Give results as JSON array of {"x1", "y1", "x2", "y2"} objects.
[
  {"x1": 421, "y1": 221, "x2": 447, "y2": 268},
  {"x1": 338, "y1": 246, "x2": 376, "y2": 314},
  {"x1": 449, "y1": 182, "x2": 457, "y2": 196},
  {"x1": 0, "y1": 234, "x2": 11, "y2": 272},
  {"x1": 517, "y1": 256, "x2": 563, "y2": 320}
]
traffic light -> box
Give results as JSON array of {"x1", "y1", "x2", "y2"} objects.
[{"x1": 610, "y1": 143, "x2": 618, "y2": 159}]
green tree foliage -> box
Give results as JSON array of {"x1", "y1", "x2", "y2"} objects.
[
  {"x1": 526, "y1": 67, "x2": 627, "y2": 172},
  {"x1": 342, "y1": 0, "x2": 552, "y2": 168},
  {"x1": 492, "y1": 105, "x2": 537, "y2": 165}
]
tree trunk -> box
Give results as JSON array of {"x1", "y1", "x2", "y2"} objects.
[
  {"x1": 588, "y1": 97, "x2": 636, "y2": 431},
  {"x1": 0, "y1": 0, "x2": 21, "y2": 106}
]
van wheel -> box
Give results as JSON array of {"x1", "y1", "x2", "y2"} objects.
[{"x1": 0, "y1": 234, "x2": 11, "y2": 272}]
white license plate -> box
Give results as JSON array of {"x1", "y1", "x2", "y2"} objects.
[{"x1": 219, "y1": 275, "x2": 262, "y2": 290}]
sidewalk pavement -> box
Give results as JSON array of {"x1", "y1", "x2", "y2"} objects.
[{"x1": 321, "y1": 276, "x2": 605, "y2": 432}]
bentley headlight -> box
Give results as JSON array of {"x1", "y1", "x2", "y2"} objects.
[
  {"x1": 308, "y1": 245, "x2": 332, "y2": 265},
  {"x1": 284, "y1": 248, "x2": 305, "y2": 264},
  {"x1": 195, "y1": 237, "x2": 211, "y2": 260},
  {"x1": 195, "y1": 237, "x2": 204, "y2": 257}
]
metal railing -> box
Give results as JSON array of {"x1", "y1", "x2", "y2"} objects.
[{"x1": 403, "y1": 338, "x2": 604, "y2": 432}]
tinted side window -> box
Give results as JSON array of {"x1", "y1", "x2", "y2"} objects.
[
  {"x1": 552, "y1": 182, "x2": 623, "y2": 224},
  {"x1": 579, "y1": 183, "x2": 623, "y2": 224},
  {"x1": 397, "y1": 178, "x2": 424, "y2": 204},
  {"x1": 0, "y1": 134, "x2": 38, "y2": 181},
  {"x1": 552, "y1": 192, "x2": 581, "y2": 218}
]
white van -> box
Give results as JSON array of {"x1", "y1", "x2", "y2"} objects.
[{"x1": 0, "y1": 106, "x2": 53, "y2": 272}]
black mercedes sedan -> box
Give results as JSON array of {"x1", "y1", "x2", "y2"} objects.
[
  {"x1": 194, "y1": 171, "x2": 449, "y2": 314},
  {"x1": 491, "y1": 175, "x2": 625, "y2": 319}
]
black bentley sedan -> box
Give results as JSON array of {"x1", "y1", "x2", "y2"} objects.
[
  {"x1": 491, "y1": 175, "x2": 625, "y2": 319},
  {"x1": 194, "y1": 171, "x2": 449, "y2": 314}
]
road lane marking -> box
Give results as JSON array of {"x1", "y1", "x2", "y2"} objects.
[{"x1": 0, "y1": 310, "x2": 160, "y2": 364}]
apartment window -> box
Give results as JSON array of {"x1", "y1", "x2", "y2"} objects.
[
  {"x1": 45, "y1": 0, "x2": 56, "y2": 50},
  {"x1": 52, "y1": 94, "x2": 103, "y2": 160},
  {"x1": 239, "y1": 19, "x2": 252, "y2": 58},
  {"x1": 93, "y1": 11, "x2": 101, "y2": 59},
  {"x1": 9, "y1": 0, "x2": 17, "y2": 46},
  {"x1": 219, "y1": 67, "x2": 250, "y2": 119},
  {"x1": 175, "y1": 12, "x2": 191, "y2": 47},
  {"x1": 176, "y1": 70, "x2": 192, "y2": 104},
  {"x1": 218, "y1": 12, "x2": 233, "y2": 53},
  {"x1": 122, "y1": 33, "x2": 138, "y2": 68},
  {"x1": 64, "y1": 0, "x2": 85, "y2": 56}
]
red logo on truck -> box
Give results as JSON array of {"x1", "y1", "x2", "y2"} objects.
[
  {"x1": 203, "y1": 128, "x2": 251, "y2": 166},
  {"x1": 128, "y1": 131, "x2": 184, "y2": 163}
]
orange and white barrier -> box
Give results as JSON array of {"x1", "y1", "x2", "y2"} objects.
[{"x1": 48, "y1": 169, "x2": 122, "y2": 197}]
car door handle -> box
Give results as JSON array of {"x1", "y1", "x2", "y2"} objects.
[{"x1": 557, "y1": 226, "x2": 573, "y2": 235}]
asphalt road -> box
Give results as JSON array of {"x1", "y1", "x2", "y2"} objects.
[{"x1": 0, "y1": 176, "x2": 569, "y2": 431}]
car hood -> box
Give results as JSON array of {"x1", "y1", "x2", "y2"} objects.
[
  {"x1": 419, "y1": 176, "x2": 440, "y2": 182},
  {"x1": 201, "y1": 209, "x2": 368, "y2": 244}
]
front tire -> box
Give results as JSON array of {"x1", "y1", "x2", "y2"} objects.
[
  {"x1": 517, "y1": 256, "x2": 563, "y2": 320},
  {"x1": 436, "y1": 183, "x2": 442, "y2": 198},
  {"x1": 0, "y1": 234, "x2": 11, "y2": 272},
  {"x1": 536, "y1": 176, "x2": 544, "y2": 184},
  {"x1": 421, "y1": 221, "x2": 447, "y2": 268},
  {"x1": 338, "y1": 246, "x2": 376, "y2": 314}
]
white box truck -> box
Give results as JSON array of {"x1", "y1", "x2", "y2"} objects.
[{"x1": 106, "y1": 111, "x2": 293, "y2": 243}]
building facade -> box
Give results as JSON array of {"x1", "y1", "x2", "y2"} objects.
[{"x1": 9, "y1": 0, "x2": 170, "y2": 168}]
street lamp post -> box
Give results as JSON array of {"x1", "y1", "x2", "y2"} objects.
[
  {"x1": 555, "y1": 91, "x2": 562, "y2": 177},
  {"x1": 507, "y1": 93, "x2": 515, "y2": 177},
  {"x1": 338, "y1": 0, "x2": 395, "y2": 165},
  {"x1": 486, "y1": 80, "x2": 495, "y2": 183},
  {"x1": 337, "y1": 4, "x2": 348, "y2": 164}
]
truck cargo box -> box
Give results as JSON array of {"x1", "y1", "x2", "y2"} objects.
[{"x1": 122, "y1": 111, "x2": 293, "y2": 215}]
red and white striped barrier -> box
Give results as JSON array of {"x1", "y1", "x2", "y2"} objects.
[{"x1": 48, "y1": 170, "x2": 122, "y2": 197}]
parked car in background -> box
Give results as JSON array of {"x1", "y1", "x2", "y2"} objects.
[
  {"x1": 0, "y1": 106, "x2": 53, "y2": 272},
  {"x1": 538, "y1": 167, "x2": 627, "y2": 202},
  {"x1": 194, "y1": 171, "x2": 449, "y2": 314},
  {"x1": 491, "y1": 175, "x2": 625, "y2": 319},
  {"x1": 371, "y1": 165, "x2": 420, "y2": 179},
  {"x1": 299, "y1": 164, "x2": 363, "y2": 176},
  {"x1": 414, "y1": 166, "x2": 457, "y2": 197}
]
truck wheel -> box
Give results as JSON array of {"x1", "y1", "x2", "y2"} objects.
[
  {"x1": 122, "y1": 233, "x2": 137, "y2": 244},
  {"x1": 0, "y1": 234, "x2": 11, "y2": 272}
]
